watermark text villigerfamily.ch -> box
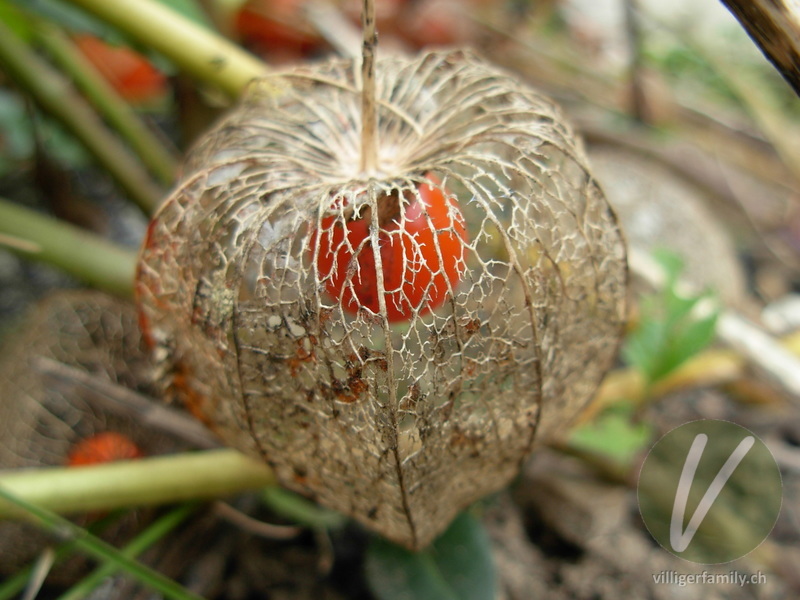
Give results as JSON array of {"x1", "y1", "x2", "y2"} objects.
[{"x1": 653, "y1": 570, "x2": 767, "y2": 587}]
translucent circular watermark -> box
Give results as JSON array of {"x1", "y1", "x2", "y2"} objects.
[{"x1": 638, "y1": 419, "x2": 782, "y2": 564}]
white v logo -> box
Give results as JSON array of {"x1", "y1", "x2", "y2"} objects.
[{"x1": 670, "y1": 433, "x2": 755, "y2": 552}]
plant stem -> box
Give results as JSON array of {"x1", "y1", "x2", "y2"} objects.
[
  {"x1": 623, "y1": 0, "x2": 649, "y2": 122},
  {"x1": 0, "y1": 512, "x2": 123, "y2": 600},
  {"x1": 360, "y1": 0, "x2": 378, "y2": 175},
  {"x1": 261, "y1": 487, "x2": 346, "y2": 530},
  {"x1": 0, "y1": 487, "x2": 203, "y2": 600},
  {"x1": 0, "y1": 449, "x2": 275, "y2": 519},
  {"x1": 34, "y1": 23, "x2": 179, "y2": 186},
  {"x1": 720, "y1": 0, "x2": 800, "y2": 97},
  {"x1": 62, "y1": 0, "x2": 270, "y2": 98},
  {"x1": 57, "y1": 503, "x2": 197, "y2": 600},
  {"x1": 0, "y1": 198, "x2": 137, "y2": 298},
  {"x1": 0, "y1": 19, "x2": 163, "y2": 213}
]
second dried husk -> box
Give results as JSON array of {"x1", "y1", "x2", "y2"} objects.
[
  {"x1": 0, "y1": 291, "x2": 177, "y2": 581},
  {"x1": 137, "y1": 50, "x2": 627, "y2": 549}
]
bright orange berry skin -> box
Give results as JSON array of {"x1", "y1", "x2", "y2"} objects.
[
  {"x1": 67, "y1": 432, "x2": 143, "y2": 467},
  {"x1": 312, "y1": 175, "x2": 467, "y2": 322}
]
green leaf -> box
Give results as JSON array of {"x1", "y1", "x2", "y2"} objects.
[
  {"x1": 623, "y1": 249, "x2": 719, "y2": 385},
  {"x1": 365, "y1": 511, "x2": 496, "y2": 600},
  {"x1": 0, "y1": 0, "x2": 33, "y2": 41},
  {"x1": 623, "y1": 317, "x2": 667, "y2": 380},
  {"x1": 652, "y1": 248, "x2": 685, "y2": 285},
  {"x1": 568, "y1": 404, "x2": 654, "y2": 466},
  {"x1": 676, "y1": 312, "x2": 718, "y2": 362},
  {"x1": 662, "y1": 289, "x2": 700, "y2": 326}
]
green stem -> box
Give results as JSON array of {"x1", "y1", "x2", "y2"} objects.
[
  {"x1": 0, "y1": 19, "x2": 163, "y2": 212},
  {"x1": 0, "y1": 198, "x2": 136, "y2": 297},
  {"x1": 0, "y1": 449, "x2": 275, "y2": 519},
  {"x1": 62, "y1": 0, "x2": 271, "y2": 98},
  {"x1": 34, "y1": 22, "x2": 179, "y2": 186},
  {"x1": 0, "y1": 198, "x2": 137, "y2": 298},
  {"x1": 262, "y1": 486, "x2": 346, "y2": 530},
  {"x1": 0, "y1": 512, "x2": 123, "y2": 600},
  {"x1": 0, "y1": 487, "x2": 203, "y2": 600},
  {"x1": 57, "y1": 503, "x2": 197, "y2": 600}
]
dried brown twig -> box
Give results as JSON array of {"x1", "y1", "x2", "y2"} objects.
[{"x1": 721, "y1": 0, "x2": 800, "y2": 97}]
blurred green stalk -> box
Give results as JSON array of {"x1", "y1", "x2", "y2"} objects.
[
  {"x1": 0, "y1": 486, "x2": 203, "y2": 600},
  {"x1": 34, "y1": 22, "x2": 179, "y2": 186},
  {"x1": 0, "y1": 198, "x2": 137, "y2": 297},
  {"x1": 0, "y1": 18, "x2": 163, "y2": 212},
  {"x1": 62, "y1": 0, "x2": 272, "y2": 98},
  {"x1": 0, "y1": 449, "x2": 275, "y2": 519},
  {"x1": 57, "y1": 503, "x2": 198, "y2": 600}
]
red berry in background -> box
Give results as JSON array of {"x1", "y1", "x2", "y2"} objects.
[
  {"x1": 67, "y1": 431, "x2": 143, "y2": 467},
  {"x1": 400, "y1": 0, "x2": 474, "y2": 48},
  {"x1": 234, "y1": 0, "x2": 325, "y2": 63},
  {"x1": 73, "y1": 34, "x2": 167, "y2": 104},
  {"x1": 339, "y1": 0, "x2": 475, "y2": 50},
  {"x1": 312, "y1": 175, "x2": 468, "y2": 322}
]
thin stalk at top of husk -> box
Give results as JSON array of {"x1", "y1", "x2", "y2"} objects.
[{"x1": 360, "y1": 0, "x2": 378, "y2": 175}]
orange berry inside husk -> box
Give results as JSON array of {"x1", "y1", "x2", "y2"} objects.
[{"x1": 312, "y1": 175, "x2": 468, "y2": 322}]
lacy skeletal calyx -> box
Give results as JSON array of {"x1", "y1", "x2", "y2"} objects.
[{"x1": 136, "y1": 50, "x2": 627, "y2": 549}]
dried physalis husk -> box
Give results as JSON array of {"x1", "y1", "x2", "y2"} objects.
[
  {"x1": 0, "y1": 291, "x2": 176, "y2": 582},
  {"x1": 136, "y1": 50, "x2": 627, "y2": 549},
  {"x1": 0, "y1": 291, "x2": 171, "y2": 470}
]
